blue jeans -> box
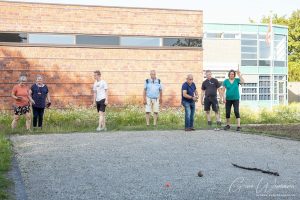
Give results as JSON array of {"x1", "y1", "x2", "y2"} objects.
[{"x1": 182, "y1": 101, "x2": 195, "y2": 129}]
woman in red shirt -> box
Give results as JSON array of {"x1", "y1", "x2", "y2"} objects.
[{"x1": 11, "y1": 75, "x2": 35, "y2": 131}]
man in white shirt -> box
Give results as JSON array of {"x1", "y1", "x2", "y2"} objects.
[{"x1": 93, "y1": 70, "x2": 108, "y2": 131}]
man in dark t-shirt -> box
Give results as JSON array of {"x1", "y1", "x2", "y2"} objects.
[{"x1": 201, "y1": 70, "x2": 222, "y2": 130}]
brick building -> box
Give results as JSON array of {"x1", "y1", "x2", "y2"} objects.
[{"x1": 0, "y1": 1, "x2": 203, "y2": 110}]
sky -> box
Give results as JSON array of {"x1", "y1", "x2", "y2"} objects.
[{"x1": 6, "y1": 0, "x2": 300, "y2": 23}]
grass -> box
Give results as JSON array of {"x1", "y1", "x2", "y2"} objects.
[{"x1": 0, "y1": 103, "x2": 299, "y2": 199}]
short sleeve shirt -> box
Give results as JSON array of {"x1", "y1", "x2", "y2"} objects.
[
  {"x1": 93, "y1": 80, "x2": 108, "y2": 101},
  {"x1": 182, "y1": 82, "x2": 197, "y2": 103},
  {"x1": 201, "y1": 78, "x2": 220, "y2": 97},
  {"x1": 144, "y1": 79, "x2": 162, "y2": 99},
  {"x1": 12, "y1": 84, "x2": 30, "y2": 107},
  {"x1": 31, "y1": 84, "x2": 49, "y2": 108},
  {"x1": 223, "y1": 78, "x2": 240, "y2": 100}
]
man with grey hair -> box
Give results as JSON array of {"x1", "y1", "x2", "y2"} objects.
[
  {"x1": 201, "y1": 70, "x2": 222, "y2": 130},
  {"x1": 143, "y1": 70, "x2": 163, "y2": 126},
  {"x1": 182, "y1": 74, "x2": 199, "y2": 131}
]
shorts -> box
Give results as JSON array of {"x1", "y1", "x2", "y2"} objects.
[
  {"x1": 145, "y1": 97, "x2": 160, "y2": 113},
  {"x1": 96, "y1": 99, "x2": 106, "y2": 112},
  {"x1": 204, "y1": 96, "x2": 219, "y2": 112},
  {"x1": 14, "y1": 105, "x2": 30, "y2": 115}
]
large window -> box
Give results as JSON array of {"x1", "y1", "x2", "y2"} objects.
[
  {"x1": 241, "y1": 34, "x2": 257, "y2": 66},
  {"x1": 76, "y1": 35, "x2": 119, "y2": 46},
  {"x1": 163, "y1": 38, "x2": 202, "y2": 47},
  {"x1": 0, "y1": 33, "x2": 27, "y2": 43},
  {"x1": 241, "y1": 83, "x2": 257, "y2": 101},
  {"x1": 28, "y1": 34, "x2": 75, "y2": 45},
  {"x1": 0, "y1": 32, "x2": 202, "y2": 49},
  {"x1": 259, "y1": 76, "x2": 271, "y2": 100}
]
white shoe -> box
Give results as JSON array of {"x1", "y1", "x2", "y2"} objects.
[
  {"x1": 214, "y1": 127, "x2": 220, "y2": 131},
  {"x1": 96, "y1": 127, "x2": 102, "y2": 132}
]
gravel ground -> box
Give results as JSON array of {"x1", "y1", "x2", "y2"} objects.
[{"x1": 10, "y1": 130, "x2": 300, "y2": 200}]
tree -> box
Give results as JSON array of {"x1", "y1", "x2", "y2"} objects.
[{"x1": 258, "y1": 11, "x2": 300, "y2": 81}]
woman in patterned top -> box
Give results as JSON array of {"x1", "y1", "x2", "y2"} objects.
[{"x1": 11, "y1": 75, "x2": 35, "y2": 131}]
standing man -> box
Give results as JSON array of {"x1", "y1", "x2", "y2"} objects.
[
  {"x1": 182, "y1": 74, "x2": 199, "y2": 131},
  {"x1": 222, "y1": 66, "x2": 245, "y2": 131},
  {"x1": 143, "y1": 70, "x2": 163, "y2": 126},
  {"x1": 201, "y1": 70, "x2": 222, "y2": 130},
  {"x1": 93, "y1": 70, "x2": 108, "y2": 132}
]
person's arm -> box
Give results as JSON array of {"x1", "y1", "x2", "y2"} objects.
[
  {"x1": 237, "y1": 65, "x2": 245, "y2": 84},
  {"x1": 218, "y1": 87, "x2": 223, "y2": 103},
  {"x1": 183, "y1": 90, "x2": 197, "y2": 101},
  {"x1": 11, "y1": 87, "x2": 20, "y2": 100},
  {"x1": 200, "y1": 90, "x2": 205, "y2": 105},
  {"x1": 104, "y1": 89, "x2": 108, "y2": 105},
  {"x1": 28, "y1": 89, "x2": 35, "y2": 105},
  {"x1": 159, "y1": 90, "x2": 162, "y2": 104},
  {"x1": 222, "y1": 87, "x2": 226, "y2": 103},
  {"x1": 194, "y1": 89, "x2": 199, "y2": 102},
  {"x1": 46, "y1": 93, "x2": 51, "y2": 103}
]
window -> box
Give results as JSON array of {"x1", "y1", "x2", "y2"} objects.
[
  {"x1": 241, "y1": 60, "x2": 257, "y2": 66},
  {"x1": 163, "y1": 38, "x2": 202, "y2": 47},
  {"x1": 241, "y1": 34, "x2": 257, "y2": 39},
  {"x1": 223, "y1": 33, "x2": 236, "y2": 39},
  {"x1": 0, "y1": 33, "x2": 27, "y2": 43},
  {"x1": 241, "y1": 40, "x2": 257, "y2": 46},
  {"x1": 76, "y1": 35, "x2": 119, "y2": 45},
  {"x1": 259, "y1": 41, "x2": 270, "y2": 59},
  {"x1": 259, "y1": 60, "x2": 271, "y2": 66},
  {"x1": 28, "y1": 34, "x2": 75, "y2": 45},
  {"x1": 206, "y1": 33, "x2": 222, "y2": 38},
  {"x1": 259, "y1": 76, "x2": 271, "y2": 100},
  {"x1": 120, "y1": 37, "x2": 160, "y2": 47},
  {"x1": 242, "y1": 54, "x2": 257, "y2": 59}
]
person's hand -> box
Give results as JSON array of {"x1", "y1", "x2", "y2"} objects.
[
  {"x1": 143, "y1": 99, "x2": 147, "y2": 105},
  {"x1": 104, "y1": 100, "x2": 108, "y2": 105},
  {"x1": 30, "y1": 99, "x2": 35, "y2": 105},
  {"x1": 92, "y1": 102, "x2": 96, "y2": 107},
  {"x1": 46, "y1": 102, "x2": 51, "y2": 108},
  {"x1": 237, "y1": 65, "x2": 241, "y2": 77},
  {"x1": 192, "y1": 96, "x2": 198, "y2": 102},
  {"x1": 16, "y1": 96, "x2": 22, "y2": 101}
]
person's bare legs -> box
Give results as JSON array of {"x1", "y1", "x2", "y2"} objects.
[
  {"x1": 11, "y1": 115, "x2": 20, "y2": 129},
  {"x1": 153, "y1": 113, "x2": 158, "y2": 126},
  {"x1": 205, "y1": 111, "x2": 211, "y2": 122},
  {"x1": 237, "y1": 118, "x2": 241, "y2": 127},
  {"x1": 226, "y1": 118, "x2": 230, "y2": 126},
  {"x1": 99, "y1": 111, "x2": 106, "y2": 129},
  {"x1": 146, "y1": 112, "x2": 150, "y2": 126},
  {"x1": 25, "y1": 112, "x2": 31, "y2": 130},
  {"x1": 215, "y1": 111, "x2": 221, "y2": 122}
]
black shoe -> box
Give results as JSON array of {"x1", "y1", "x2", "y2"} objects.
[
  {"x1": 224, "y1": 125, "x2": 230, "y2": 130},
  {"x1": 236, "y1": 127, "x2": 242, "y2": 131},
  {"x1": 207, "y1": 121, "x2": 212, "y2": 126}
]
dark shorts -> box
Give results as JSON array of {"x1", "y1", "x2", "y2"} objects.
[
  {"x1": 14, "y1": 105, "x2": 30, "y2": 115},
  {"x1": 96, "y1": 99, "x2": 106, "y2": 112},
  {"x1": 204, "y1": 96, "x2": 219, "y2": 112}
]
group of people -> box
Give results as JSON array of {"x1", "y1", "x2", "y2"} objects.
[
  {"x1": 11, "y1": 68, "x2": 244, "y2": 132},
  {"x1": 142, "y1": 69, "x2": 244, "y2": 132}
]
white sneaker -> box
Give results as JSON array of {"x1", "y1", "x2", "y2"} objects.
[{"x1": 96, "y1": 127, "x2": 102, "y2": 132}]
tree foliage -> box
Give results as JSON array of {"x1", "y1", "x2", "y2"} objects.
[{"x1": 258, "y1": 10, "x2": 300, "y2": 81}]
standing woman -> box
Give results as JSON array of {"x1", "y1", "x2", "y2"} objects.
[
  {"x1": 30, "y1": 75, "x2": 51, "y2": 129},
  {"x1": 11, "y1": 75, "x2": 35, "y2": 131},
  {"x1": 222, "y1": 67, "x2": 245, "y2": 131}
]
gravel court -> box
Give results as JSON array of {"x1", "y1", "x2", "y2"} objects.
[{"x1": 10, "y1": 130, "x2": 300, "y2": 200}]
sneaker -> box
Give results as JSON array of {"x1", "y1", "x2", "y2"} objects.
[
  {"x1": 185, "y1": 128, "x2": 192, "y2": 131},
  {"x1": 96, "y1": 127, "x2": 102, "y2": 132},
  {"x1": 224, "y1": 125, "x2": 230, "y2": 130},
  {"x1": 236, "y1": 127, "x2": 242, "y2": 131},
  {"x1": 190, "y1": 127, "x2": 196, "y2": 131},
  {"x1": 217, "y1": 121, "x2": 222, "y2": 127},
  {"x1": 214, "y1": 127, "x2": 220, "y2": 131}
]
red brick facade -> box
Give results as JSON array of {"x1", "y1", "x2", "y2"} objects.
[{"x1": 0, "y1": 1, "x2": 203, "y2": 109}]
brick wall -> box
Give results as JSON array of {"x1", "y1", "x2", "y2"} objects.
[{"x1": 0, "y1": 1, "x2": 203, "y2": 110}]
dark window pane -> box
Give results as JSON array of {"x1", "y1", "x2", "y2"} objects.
[
  {"x1": 241, "y1": 34, "x2": 257, "y2": 39},
  {"x1": 29, "y1": 34, "x2": 74, "y2": 44},
  {"x1": 274, "y1": 61, "x2": 286, "y2": 67},
  {"x1": 241, "y1": 46, "x2": 257, "y2": 53},
  {"x1": 259, "y1": 60, "x2": 271, "y2": 66},
  {"x1": 206, "y1": 33, "x2": 222, "y2": 38},
  {"x1": 223, "y1": 33, "x2": 236, "y2": 39},
  {"x1": 163, "y1": 38, "x2": 202, "y2": 47},
  {"x1": 120, "y1": 37, "x2": 160, "y2": 47},
  {"x1": 242, "y1": 53, "x2": 257, "y2": 59},
  {"x1": 241, "y1": 60, "x2": 257, "y2": 66},
  {"x1": 0, "y1": 33, "x2": 27, "y2": 42},
  {"x1": 241, "y1": 40, "x2": 257, "y2": 46},
  {"x1": 76, "y1": 35, "x2": 119, "y2": 45}
]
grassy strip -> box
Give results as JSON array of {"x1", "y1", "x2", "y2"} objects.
[
  {"x1": 0, "y1": 133, "x2": 12, "y2": 200},
  {"x1": 243, "y1": 124, "x2": 300, "y2": 141}
]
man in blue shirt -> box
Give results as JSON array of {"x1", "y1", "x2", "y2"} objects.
[
  {"x1": 143, "y1": 70, "x2": 163, "y2": 126},
  {"x1": 182, "y1": 74, "x2": 199, "y2": 131}
]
